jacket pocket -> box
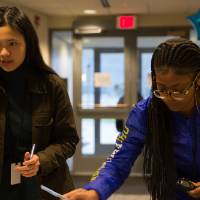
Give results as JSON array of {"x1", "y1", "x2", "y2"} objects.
[
  {"x1": 33, "y1": 113, "x2": 54, "y2": 127},
  {"x1": 32, "y1": 113, "x2": 54, "y2": 150}
]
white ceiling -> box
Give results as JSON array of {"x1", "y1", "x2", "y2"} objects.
[{"x1": 0, "y1": 0, "x2": 200, "y2": 17}]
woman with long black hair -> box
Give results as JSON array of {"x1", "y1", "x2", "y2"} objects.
[{"x1": 0, "y1": 6, "x2": 79, "y2": 200}]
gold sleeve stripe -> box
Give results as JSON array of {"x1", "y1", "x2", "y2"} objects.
[{"x1": 116, "y1": 126, "x2": 129, "y2": 143}]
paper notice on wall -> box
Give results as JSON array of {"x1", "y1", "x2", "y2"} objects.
[{"x1": 94, "y1": 72, "x2": 111, "y2": 87}]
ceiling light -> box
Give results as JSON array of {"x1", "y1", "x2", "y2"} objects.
[{"x1": 83, "y1": 10, "x2": 97, "y2": 15}]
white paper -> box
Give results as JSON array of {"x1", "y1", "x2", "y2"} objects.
[
  {"x1": 11, "y1": 163, "x2": 21, "y2": 185},
  {"x1": 41, "y1": 185, "x2": 66, "y2": 199},
  {"x1": 94, "y1": 72, "x2": 111, "y2": 87}
]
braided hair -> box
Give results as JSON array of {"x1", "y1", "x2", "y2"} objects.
[{"x1": 143, "y1": 38, "x2": 200, "y2": 200}]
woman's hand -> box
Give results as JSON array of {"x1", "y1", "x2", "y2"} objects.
[
  {"x1": 188, "y1": 182, "x2": 200, "y2": 199},
  {"x1": 63, "y1": 188, "x2": 99, "y2": 200},
  {"x1": 15, "y1": 152, "x2": 40, "y2": 177}
]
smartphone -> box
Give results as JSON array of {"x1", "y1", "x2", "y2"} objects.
[{"x1": 176, "y1": 178, "x2": 197, "y2": 192}]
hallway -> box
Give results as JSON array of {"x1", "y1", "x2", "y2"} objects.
[{"x1": 109, "y1": 194, "x2": 149, "y2": 200}]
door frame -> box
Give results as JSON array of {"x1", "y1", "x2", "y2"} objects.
[{"x1": 71, "y1": 27, "x2": 190, "y2": 174}]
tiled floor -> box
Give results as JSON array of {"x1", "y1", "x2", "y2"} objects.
[{"x1": 109, "y1": 194, "x2": 150, "y2": 200}]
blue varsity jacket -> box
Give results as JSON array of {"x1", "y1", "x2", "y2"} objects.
[{"x1": 84, "y1": 97, "x2": 200, "y2": 200}]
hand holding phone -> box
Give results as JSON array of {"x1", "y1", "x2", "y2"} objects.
[{"x1": 176, "y1": 178, "x2": 197, "y2": 192}]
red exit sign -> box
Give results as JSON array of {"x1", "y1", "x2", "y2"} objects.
[{"x1": 117, "y1": 16, "x2": 136, "y2": 30}]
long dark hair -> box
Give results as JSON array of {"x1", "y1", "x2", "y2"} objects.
[
  {"x1": 143, "y1": 38, "x2": 200, "y2": 200},
  {"x1": 0, "y1": 6, "x2": 55, "y2": 74}
]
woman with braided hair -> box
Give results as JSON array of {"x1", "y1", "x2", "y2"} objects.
[{"x1": 63, "y1": 38, "x2": 200, "y2": 200}]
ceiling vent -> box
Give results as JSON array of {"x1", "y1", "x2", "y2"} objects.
[{"x1": 100, "y1": 0, "x2": 110, "y2": 8}]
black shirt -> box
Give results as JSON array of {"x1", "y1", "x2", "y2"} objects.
[{"x1": 0, "y1": 65, "x2": 40, "y2": 200}]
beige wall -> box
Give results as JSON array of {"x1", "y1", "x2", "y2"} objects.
[
  {"x1": 23, "y1": 8, "x2": 50, "y2": 65},
  {"x1": 39, "y1": 13, "x2": 192, "y2": 68},
  {"x1": 0, "y1": 1, "x2": 193, "y2": 67},
  {"x1": 138, "y1": 14, "x2": 190, "y2": 27},
  {"x1": 48, "y1": 14, "x2": 191, "y2": 28},
  {"x1": 48, "y1": 16, "x2": 76, "y2": 29}
]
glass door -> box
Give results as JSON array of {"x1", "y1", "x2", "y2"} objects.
[
  {"x1": 73, "y1": 36, "x2": 134, "y2": 173},
  {"x1": 82, "y1": 48, "x2": 125, "y2": 155}
]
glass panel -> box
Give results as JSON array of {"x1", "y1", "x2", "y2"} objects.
[
  {"x1": 81, "y1": 118, "x2": 121, "y2": 155},
  {"x1": 81, "y1": 119, "x2": 95, "y2": 155},
  {"x1": 81, "y1": 49, "x2": 95, "y2": 107},
  {"x1": 81, "y1": 37, "x2": 124, "y2": 108},
  {"x1": 100, "y1": 53, "x2": 124, "y2": 106},
  {"x1": 141, "y1": 52, "x2": 152, "y2": 99},
  {"x1": 100, "y1": 119, "x2": 118, "y2": 144}
]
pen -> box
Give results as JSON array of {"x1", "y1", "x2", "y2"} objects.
[
  {"x1": 30, "y1": 143, "x2": 35, "y2": 159},
  {"x1": 41, "y1": 185, "x2": 66, "y2": 199}
]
